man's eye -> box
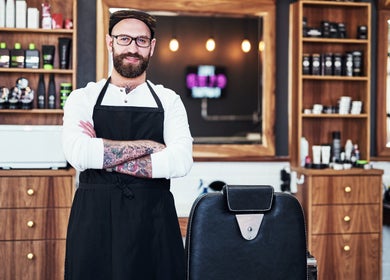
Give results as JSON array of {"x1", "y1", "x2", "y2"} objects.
[
  {"x1": 121, "y1": 37, "x2": 130, "y2": 41},
  {"x1": 137, "y1": 38, "x2": 147, "y2": 44}
]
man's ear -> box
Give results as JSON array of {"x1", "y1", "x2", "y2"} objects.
[{"x1": 106, "y1": 34, "x2": 113, "y2": 52}]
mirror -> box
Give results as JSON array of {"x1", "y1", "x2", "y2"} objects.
[
  {"x1": 377, "y1": 10, "x2": 390, "y2": 158},
  {"x1": 96, "y1": 0, "x2": 275, "y2": 160}
]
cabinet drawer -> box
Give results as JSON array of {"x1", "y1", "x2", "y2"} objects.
[
  {"x1": 311, "y1": 204, "x2": 381, "y2": 234},
  {"x1": 0, "y1": 176, "x2": 74, "y2": 208},
  {"x1": 0, "y1": 240, "x2": 66, "y2": 280},
  {"x1": 311, "y1": 176, "x2": 381, "y2": 205},
  {"x1": 311, "y1": 233, "x2": 380, "y2": 280},
  {"x1": 0, "y1": 208, "x2": 70, "y2": 240}
]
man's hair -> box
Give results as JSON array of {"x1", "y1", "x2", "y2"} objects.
[{"x1": 109, "y1": 10, "x2": 157, "y2": 38}]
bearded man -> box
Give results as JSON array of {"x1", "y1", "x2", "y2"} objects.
[{"x1": 62, "y1": 10, "x2": 193, "y2": 280}]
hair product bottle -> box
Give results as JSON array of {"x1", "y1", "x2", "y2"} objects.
[
  {"x1": 47, "y1": 73, "x2": 56, "y2": 109},
  {"x1": 25, "y1": 43, "x2": 40, "y2": 69},
  {"x1": 0, "y1": 42, "x2": 10, "y2": 68},
  {"x1": 0, "y1": 0, "x2": 5, "y2": 27},
  {"x1": 5, "y1": 0, "x2": 15, "y2": 28},
  {"x1": 37, "y1": 73, "x2": 46, "y2": 109},
  {"x1": 10, "y1": 42, "x2": 24, "y2": 68}
]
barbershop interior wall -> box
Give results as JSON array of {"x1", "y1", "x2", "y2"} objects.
[{"x1": 77, "y1": 0, "x2": 290, "y2": 155}]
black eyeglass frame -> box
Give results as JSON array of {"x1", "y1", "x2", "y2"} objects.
[{"x1": 111, "y1": 35, "x2": 152, "y2": 48}]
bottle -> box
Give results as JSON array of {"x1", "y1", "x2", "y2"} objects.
[
  {"x1": 36, "y1": 73, "x2": 46, "y2": 109},
  {"x1": 25, "y1": 43, "x2": 40, "y2": 68},
  {"x1": 15, "y1": 0, "x2": 26, "y2": 28},
  {"x1": 332, "y1": 131, "x2": 341, "y2": 162},
  {"x1": 344, "y1": 139, "x2": 353, "y2": 162},
  {"x1": 300, "y1": 137, "x2": 309, "y2": 167},
  {"x1": 47, "y1": 73, "x2": 56, "y2": 109},
  {"x1": 10, "y1": 42, "x2": 24, "y2": 68},
  {"x1": 5, "y1": 0, "x2": 15, "y2": 28},
  {"x1": 0, "y1": 42, "x2": 10, "y2": 68},
  {"x1": 0, "y1": 0, "x2": 5, "y2": 27}
]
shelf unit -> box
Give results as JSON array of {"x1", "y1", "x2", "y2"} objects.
[
  {"x1": 290, "y1": 1, "x2": 383, "y2": 279},
  {"x1": 0, "y1": 1, "x2": 77, "y2": 279},
  {"x1": 0, "y1": 0, "x2": 77, "y2": 114},
  {"x1": 289, "y1": 0, "x2": 371, "y2": 166}
]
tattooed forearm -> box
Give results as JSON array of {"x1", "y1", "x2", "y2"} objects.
[
  {"x1": 114, "y1": 155, "x2": 153, "y2": 178},
  {"x1": 103, "y1": 139, "x2": 165, "y2": 169}
]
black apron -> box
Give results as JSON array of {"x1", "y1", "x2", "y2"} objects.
[{"x1": 65, "y1": 79, "x2": 185, "y2": 280}]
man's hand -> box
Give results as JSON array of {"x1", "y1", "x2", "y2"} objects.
[{"x1": 79, "y1": 120, "x2": 96, "y2": 138}]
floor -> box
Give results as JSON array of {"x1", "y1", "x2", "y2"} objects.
[{"x1": 384, "y1": 224, "x2": 390, "y2": 280}]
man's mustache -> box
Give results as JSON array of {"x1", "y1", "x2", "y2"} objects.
[{"x1": 119, "y1": 52, "x2": 143, "y2": 60}]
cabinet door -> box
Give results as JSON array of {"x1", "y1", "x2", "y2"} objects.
[
  {"x1": 0, "y1": 240, "x2": 66, "y2": 280},
  {"x1": 311, "y1": 233, "x2": 380, "y2": 280},
  {"x1": 311, "y1": 175, "x2": 381, "y2": 204},
  {"x1": 0, "y1": 208, "x2": 70, "y2": 240},
  {"x1": 311, "y1": 204, "x2": 381, "y2": 234},
  {"x1": 0, "y1": 176, "x2": 74, "y2": 208}
]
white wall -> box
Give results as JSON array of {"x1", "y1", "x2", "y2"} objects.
[
  {"x1": 171, "y1": 161, "x2": 289, "y2": 217},
  {"x1": 172, "y1": 161, "x2": 390, "y2": 217}
]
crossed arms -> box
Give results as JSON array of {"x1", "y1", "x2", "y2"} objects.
[{"x1": 79, "y1": 120, "x2": 165, "y2": 178}]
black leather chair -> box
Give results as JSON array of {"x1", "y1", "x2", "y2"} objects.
[{"x1": 185, "y1": 185, "x2": 310, "y2": 280}]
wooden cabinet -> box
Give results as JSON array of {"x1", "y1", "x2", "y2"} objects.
[
  {"x1": 293, "y1": 167, "x2": 383, "y2": 280},
  {"x1": 289, "y1": 0, "x2": 371, "y2": 166},
  {"x1": 0, "y1": 169, "x2": 75, "y2": 280},
  {"x1": 289, "y1": 2, "x2": 382, "y2": 278},
  {"x1": 0, "y1": 0, "x2": 77, "y2": 112}
]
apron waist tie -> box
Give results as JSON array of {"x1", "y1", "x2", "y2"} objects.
[{"x1": 78, "y1": 180, "x2": 170, "y2": 199}]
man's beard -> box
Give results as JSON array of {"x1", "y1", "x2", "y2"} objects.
[{"x1": 112, "y1": 50, "x2": 150, "y2": 78}]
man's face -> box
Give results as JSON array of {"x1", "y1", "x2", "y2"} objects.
[{"x1": 107, "y1": 18, "x2": 156, "y2": 78}]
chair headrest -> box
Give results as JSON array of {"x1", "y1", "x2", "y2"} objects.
[{"x1": 224, "y1": 185, "x2": 274, "y2": 213}]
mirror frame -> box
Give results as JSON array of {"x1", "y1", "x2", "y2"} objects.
[
  {"x1": 377, "y1": 9, "x2": 390, "y2": 158},
  {"x1": 96, "y1": 0, "x2": 276, "y2": 161}
]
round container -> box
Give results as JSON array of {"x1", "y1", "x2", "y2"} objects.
[{"x1": 60, "y1": 83, "x2": 72, "y2": 109}]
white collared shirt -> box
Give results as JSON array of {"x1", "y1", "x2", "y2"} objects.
[{"x1": 62, "y1": 79, "x2": 193, "y2": 179}]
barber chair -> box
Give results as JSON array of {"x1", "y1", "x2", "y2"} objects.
[{"x1": 185, "y1": 185, "x2": 315, "y2": 280}]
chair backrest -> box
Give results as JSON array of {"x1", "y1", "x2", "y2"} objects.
[{"x1": 185, "y1": 185, "x2": 308, "y2": 280}]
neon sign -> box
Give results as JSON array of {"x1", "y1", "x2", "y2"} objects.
[{"x1": 186, "y1": 65, "x2": 227, "y2": 98}]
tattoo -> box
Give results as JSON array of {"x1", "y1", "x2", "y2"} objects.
[
  {"x1": 114, "y1": 156, "x2": 152, "y2": 178},
  {"x1": 103, "y1": 139, "x2": 165, "y2": 170}
]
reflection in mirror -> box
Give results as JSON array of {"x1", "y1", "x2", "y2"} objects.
[
  {"x1": 139, "y1": 13, "x2": 263, "y2": 145},
  {"x1": 96, "y1": 0, "x2": 275, "y2": 160},
  {"x1": 387, "y1": 19, "x2": 390, "y2": 147},
  {"x1": 377, "y1": 10, "x2": 390, "y2": 158},
  {"x1": 107, "y1": 9, "x2": 263, "y2": 144}
]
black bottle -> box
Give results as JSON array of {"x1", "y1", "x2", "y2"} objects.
[
  {"x1": 0, "y1": 42, "x2": 10, "y2": 68},
  {"x1": 37, "y1": 73, "x2": 46, "y2": 109},
  {"x1": 48, "y1": 73, "x2": 56, "y2": 109},
  {"x1": 10, "y1": 42, "x2": 25, "y2": 68}
]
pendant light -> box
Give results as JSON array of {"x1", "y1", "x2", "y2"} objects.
[
  {"x1": 169, "y1": 37, "x2": 179, "y2": 52},
  {"x1": 206, "y1": 17, "x2": 216, "y2": 52},
  {"x1": 206, "y1": 37, "x2": 216, "y2": 52},
  {"x1": 169, "y1": 18, "x2": 179, "y2": 52},
  {"x1": 241, "y1": 39, "x2": 251, "y2": 53},
  {"x1": 241, "y1": 17, "x2": 251, "y2": 53}
]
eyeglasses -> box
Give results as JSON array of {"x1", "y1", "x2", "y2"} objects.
[{"x1": 111, "y1": 35, "x2": 152, "y2": 48}]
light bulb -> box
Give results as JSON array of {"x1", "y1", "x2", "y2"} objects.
[
  {"x1": 206, "y1": 37, "x2": 216, "y2": 52},
  {"x1": 169, "y1": 38, "x2": 179, "y2": 52},
  {"x1": 241, "y1": 39, "x2": 251, "y2": 53},
  {"x1": 258, "y1": 41, "x2": 265, "y2": 52}
]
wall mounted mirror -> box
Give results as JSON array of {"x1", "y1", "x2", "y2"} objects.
[
  {"x1": 96, "y1": 0, "x2": 275, "y2": 160},
  {"x1": 377, "y1": 10, "x2": 390, "y2": 158}
]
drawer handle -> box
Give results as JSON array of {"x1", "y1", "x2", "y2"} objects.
[
  {"x1": 344, "y1": 186, "x2": 351, "y2": 193},
  {"x1": 343, "y1": 245, "x2": 350, "y2": 252},
  {"x1": 27, "y1": 221, "x2": 35, "y2": 228},
  {"x1": 343, "y1": 216, "x2": 351, "y2": 222},
  {"x1": 26, "y1": 188, "x2": 35, "y2": 196},
  {"x1": 27, "y1": 253, "x2": 34, "y2": 260}
]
